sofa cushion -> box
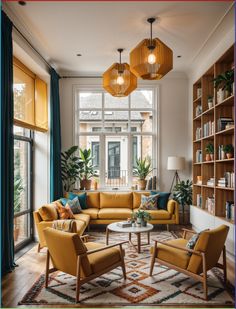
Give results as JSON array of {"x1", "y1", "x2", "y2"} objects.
[
  {"x1": 151, "y1": 191, "x2": 171, "y2": 210},
  {"x1": 86, "y1": 192, "x2": 100, "y2": 209},
  {"x1": 85, "y1": 242, "x2": 121, "y2": 274},
  {"x1": 67, "y1": 192, "x2": 87, "y2": 209},
  {"x1": 73, "y1": 213, "x2": 90, "y2": 226},
  {"x1": 100, "y1": 192, "x2": 133, "y2": 209},
  {"x1": 65, "y1": 197, "x2": 82, "y2": 214},
  {"x1": 98, "y1": 208, "x2": 132, "y2": 219},
  {"x1": 140, "y1": 194, "x2": 159, "y2": 210},
  {"x1": 133, "y1": 192, "x2": 150, "y2": 209},
  {"x1": 151, "y1": 238, "x2": 190, "y2": 269},
  {"x1": 133, "y1": 209, "x2": 171, "y2": 220},
  {"x1": 38, "y1": 203, "x2": 59, "y2": 221},
  {"x1": 56, "y1": 202, "x2": 75, "y2": 220},
  {"x1": 82, "y1": 208, "x2": 99, "y2": 219}
]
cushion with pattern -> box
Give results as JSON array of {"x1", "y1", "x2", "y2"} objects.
[
  {"x1": 66, "y1": 197, "x2": 82, "y2": 214},
  {"x1": 140, "y1": 194, "x2": 159, "y2": 210}
]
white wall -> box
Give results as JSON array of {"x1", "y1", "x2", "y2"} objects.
[{"x1": 59, "y1": 72, "x2": 190, "y2": 192}]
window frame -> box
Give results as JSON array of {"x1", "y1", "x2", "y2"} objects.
[{"x1": 73, "y1": 84, "x2": 159, "y2": 189}]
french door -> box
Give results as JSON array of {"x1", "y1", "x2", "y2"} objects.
[{"x1": 108, "y1": 142, "x2": 120, "y2": 179}]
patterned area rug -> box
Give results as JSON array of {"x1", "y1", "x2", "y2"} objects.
[{"x1": 19, "y1": 231, "x2": 234, "y2": 306}]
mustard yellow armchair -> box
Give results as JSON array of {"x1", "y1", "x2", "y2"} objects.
[
  {"x1": 149, "y1": 225, "x2": 229, "y2": 300},
  {"x1": 43, "y1": 228, "x2": 127, "y2": 302}
]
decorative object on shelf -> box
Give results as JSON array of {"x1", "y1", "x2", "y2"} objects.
[
  {"x1": 134, "y1": 209, "x2": 152, "y2": 227},
  {"x1": 207, "y1": 95, "x2": 214, "y2": 109},
  {"x1": 173, "y1": 179, "x2": 192, "y2": 224},
  {"x1": 103, "y1": 48, "x2": 137, "y2": 97},
  {"x1": 218, "y1": 144, "x2": 226, "y2": 160},
  {"x1": 197, "y1": 87, "x2": 202, "y2": 98},
  {"x1": 130, "y1": 17, "x2": 173, "y2": 80},
  {"x1": 196, "y1": 176, "x2": 202, "y2": 185},
  {"x1": 226, "y1": 201, "x2": 234, "y2": 220},
  {"x1": 195, "y1": 104, "x2": 202, "y2": 117},
  {"x1": 167, "y1": 156, "x2": 185, "y2": 192},
  {"x1": 61, "y1": 146, "x2": 82, "y2": 192},
  {"x1": 223, "y1": 144, "x2": 234, "y2": 159},
  {"x1": 133, "y1": 157, "x2": 153, "y2": 190},
  {"x1": 205, "y1": 142, "x2": 214, "y2": 161},
  {"x1": 79, "y1": 148, "x2": 98, "y2": 190},
  {"x1": 213, "y1": 69, "x2": 234, "y2": 102},
  {"x1": 217, "y1": 117, "x2": 234, "y2": 131}
]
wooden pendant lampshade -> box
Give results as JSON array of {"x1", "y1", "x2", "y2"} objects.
[
  {"x1": 130, "y1": 18, "x2": 173, "y2": 80},
  {"x1": 103, "y1": 49, "x2": 137, "y2": 97}
]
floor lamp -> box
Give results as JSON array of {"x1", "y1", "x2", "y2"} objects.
[{"x1": 167, "y1": 156, "x2": 185, "y2": 192}]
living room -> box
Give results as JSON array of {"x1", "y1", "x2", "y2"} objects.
[{"x1": 1, "y1": 1, "x2": 235, "y2": 308}]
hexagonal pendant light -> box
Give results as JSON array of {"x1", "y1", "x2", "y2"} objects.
[
  {"x1": 130, "y1": 18, "x2": 173, "y2": 80},
  {"x1": 103, "y1": 49, "x2": 137, "y2": 97}
]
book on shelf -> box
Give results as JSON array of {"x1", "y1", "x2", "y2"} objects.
[
  {"x1": 195, "y1": 149, "x2": 202, "y2": 163},
  {"x1": 203, "y1": 120, "x2": 214, "y2": 137},
  {"x1": 195, "y1": 104, "x2": 202, "y2": 117},
  {"x1": 206, "y1": 178, "x2": 215, "y2": 186},
  {"x1": 217, "y1": 117, "x2": 234, "y2": 131},
  {"x1": 224, "y1": 172, "x2": 235, "y2": 188},
  {"x1": 218, "y1": 145, "x2": 224, "y2": 160},
  {"x1": 116, "y1": 221, "x2": 132, "y2": 228},
  {"x1": 205, "y1": 196, "x2": 215, "y2": 214},
  {"x1": 196, "y1": 194, "x2": 202, "y2": 208},
  {"x1": 195, "y1": 127, "x2": 202, "y2": 140},
  {"x1": 226, "y1": 201, "x2": 234, "y2": 220}
]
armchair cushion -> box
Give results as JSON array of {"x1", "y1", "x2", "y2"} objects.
[
  {"x1": 38, "y1": 203, "x2": 58, "y2": 221},
  {"x1": 85, "y1": 242, "x2": 122, "y2": 274},
  {"x1": 151, "y1": 238, "x2": 190, "y2": 269},
  {"x1": 52, "y1": 220, "x2": 77, "y2": 233}
]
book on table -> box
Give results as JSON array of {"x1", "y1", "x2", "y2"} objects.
[{"x1": 116, "y1": 221, "x2": 132, "y2": 228}]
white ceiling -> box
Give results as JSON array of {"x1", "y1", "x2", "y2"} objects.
[{"x1": 5, "y1": 1, "x2": 233, "y2": 76}]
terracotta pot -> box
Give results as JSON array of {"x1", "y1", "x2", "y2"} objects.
[
  {"x1": 226, "y1": 153, "x2": 233, "y2": 159},
  {"x1": 138, "y1": 179, "x2": 147, "y2": 190},
  {"x1": 80, "y1": 179, "x2": 92, "y2": 190},
  {"x1": 205, "y1": 154, "x2": 211, "y2": 161}
]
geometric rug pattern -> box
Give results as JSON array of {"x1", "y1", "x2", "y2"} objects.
[{"x1": 19, "y1": 231, "x2": 234, "y2": 306}]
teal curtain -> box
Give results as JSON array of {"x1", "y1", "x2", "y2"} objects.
[
  {"x1": 50, "y1": 68, "x2": 63, "y2": 201},
  {"x1": 1, "y1": 11, "x2": 15, "y2": 275}
]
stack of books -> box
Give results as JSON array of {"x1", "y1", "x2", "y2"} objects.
[
  {"x1": 196, "y1": 150, "x2": 202, "y2": 163},
  {"x1": 217, "y1": 177, "x2": 226, "y2": 187},
  {"x1": 224, "y1": 172, "x2": 235, "y2": 188},
  {"x1": 195, "y1": 127, "x2": 202, "y2": 140},
  {"x1": 206, "y1": 197, "x2": 215, "y2": 214},
  {"x1": 196, "y1": 194, "x2": 202, "y2": 208},
  {"x1": 117, "y1": 221, "x2": 132, "y2": 228},
  {"x1": 206, "y1": 178, "x2": 215, "y2": 186},
  {"x1": 217, "y1": 117, "x2": 234, "y2": 131},
  {"x1": 203, "y1": 120, "x2": 214, "y2": 137}
]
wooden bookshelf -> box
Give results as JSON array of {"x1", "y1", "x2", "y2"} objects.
[{"x1": 192, "y1": 45, "x2": 235, "y2": 222}]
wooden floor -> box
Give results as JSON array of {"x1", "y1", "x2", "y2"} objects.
[{"x1": 2, "y1": 226, "x2": 235, "y2": 308}]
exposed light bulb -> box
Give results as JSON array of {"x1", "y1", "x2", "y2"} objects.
[
  {"x1": 148, "y1": 53, "x2": 156, "y2": 64},
  {"x1": 117, "y1": 75, "x2": 124, "y2": 85}
]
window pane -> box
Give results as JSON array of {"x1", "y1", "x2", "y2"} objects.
[
  {"x1": 14, "y1": 140, "x2": 30, "y2": 213},
  {"x1": 104, "y1": 93, "x2": 128, "y2": 109},
  {"x1": 79, "y1": 92, "x2": 102, "y2": 109},
  {"x1": 131, "y1": 90, "x2": 153, "y2": 108},
  {"x1": 14, "y1": 213, "x2": 30, "y2": 246},
  {"x1": 105, "y1": 136, "x2": 128, "y2": 187},
  {"x1": 13, "y1": 125, "x2": 31, "y2": 137},
  {"x1": 13, "y1": 65, "x2": 35, "y2": 125},
  {"x1": 131, "y1": 111, "x2": 153, "y2": 132},
  {"x1": 104, "y1": 111, "x2": 129, "y2": 132},
  {"x1": 79, "y1": 136, "x2": 100, "y2": 176},
  {"x1": 79, "y1": 111, "x2": 102, "y2": 133}
]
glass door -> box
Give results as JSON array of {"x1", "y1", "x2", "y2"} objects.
[
  {"x1": 13, "y1": 126, "x2": 33, "y2": 251},
  {"x1": 108, "y1": 142, "x2": 121, "y2": 179}
]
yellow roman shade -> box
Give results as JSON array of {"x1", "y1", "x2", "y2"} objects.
[{"x1": 13, "y1": 57, "x2": 48, "y2": 132}]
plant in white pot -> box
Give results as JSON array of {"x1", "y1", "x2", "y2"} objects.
[
  {"x1": 133, "y1": 157, "x2": 153, "y2": 190},
  {"x1": 134, "y1": 209, "x2": 152, "y2": 227},
  {"x1": 79, "y1": 148, "x2": 98, "y2": 190},
  {"x1": 213, "y1": 69, "x2": 234, "y2": 102},
  {"x1": 207, "y1": 95, "x2": 214, "y2": 109}
]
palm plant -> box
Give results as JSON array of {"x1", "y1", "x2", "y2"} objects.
[
  {"x1": 79, "y1": 148, "x2": 98, "y2": 190},
  {"x1": 133, "y1": 157, "x2": 153, "y2": 180},
  {"x1": 61, "y1": 146, "x2": 82, "y2": 192},
  {"x1": 173, "y1": 179, "x2": 192, "y2": 223}
]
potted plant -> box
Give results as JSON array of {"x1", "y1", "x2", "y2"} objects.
[
  {"x1": 133, "y1": 157, "x2": 153, "y2": 190},
  {"x1": 205, "y1": 143, "x2": 214, "y2": 161},
  {"x1": 173, "y1": 179, "x2": 192, "y2": 224},
  {"x1": 61, "y1": 146, "x2": 82, "y2": 192},
  {"x1": 207, "y1": 95, "x2": 214, "y2": 109},
  {"x1": 14, "y1": 177, "x2": 24, "y2": 241},
  {"x1": 79, "y1": 148, "x2": 98, "y2": 190},
  {"x1": 213, "y1": 69, "x2": 234, "y2": 102},
  {"x1": 134, "y1": 209, "x2": 152, "y2": 227},
  {"x1": 223, "y1": 144, "x2": 234, "y2": 159}
]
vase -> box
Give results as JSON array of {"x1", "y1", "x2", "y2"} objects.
[
  {"x1": 138, "y1": 180, "x2": 147, "y2": 190},
  {"x1": 210, "y1": 154, "x2": 214, "y2": 160},
  {"x1": 80, "y1": 179, "x2": 92, "y2": 190},
  {"x1": 141, "y1": 220, "x2": 147, "y2": 227},
  {"x1": 226, "y1": 153, "x2": 233, "y2": 159},
  {"x1": 205, "y1": 154, "x2": 211, "y2": 161}
]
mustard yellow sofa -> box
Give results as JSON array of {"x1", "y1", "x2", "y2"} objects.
[{"x1": 34, "y1": 191, "x2": 179, "y2": 251}]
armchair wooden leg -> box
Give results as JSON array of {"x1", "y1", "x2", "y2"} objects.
[
  {"x1": 223, "y1": 246, "x2": 227, "y2": 284},
  {"x1": 149, "y1": 241, "x2": 157, "y2": 276},
  {"x1": 37, "y1": 243, "x2": 41, "y2": 253},
  {"x1": 76, "y1": 257, "x2": 81, "y2": 303},
  {"x1": 121, "y1": 258, "x2": 126, "y2": 280},
  {"x1": 202, "y1": 253, "x2": 208, "y2": 301},
  {"x1": 45, "y1": 250, "x2": 50, "y2": 288}
]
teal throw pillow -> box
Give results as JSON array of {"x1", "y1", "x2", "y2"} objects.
[
  {"x1": 66, "y1": 197, "x2": 82, "y2": 214},
  {"x1": 150, "y1": 191, "x2": 170, "y2": 210},
  {"x1": 68, "y1": 192, "x2": 87, "y2": 209},
  {"x1": 60, "y1": 198, "x2": 69, "y2": 206}
]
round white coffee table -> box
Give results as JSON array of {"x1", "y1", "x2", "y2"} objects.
[{"x1": 106, "y1": 222, "x2": 153, "y2": 253}]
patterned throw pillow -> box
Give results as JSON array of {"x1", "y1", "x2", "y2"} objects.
[
  {"x1": 140, "y1": 194, "x2": 159, "y2": 210},
  {"x1": 56, "y1": 202, "x2": 75, "y2": 220},
  {"x1": 186, "y1": 233, "x2": 200, "y2": 255},
  {"x1": 66, "y1": 197, "x2": 82, "y2": 214}
]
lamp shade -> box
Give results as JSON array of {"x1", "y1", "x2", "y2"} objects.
[{"x1": 167, "y1": 156, "x2": 185, "y2": 171}]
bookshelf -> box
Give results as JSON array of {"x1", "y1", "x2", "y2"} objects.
[{"x1": 192, "y1": 45, "x2": 235, "y2": 224}]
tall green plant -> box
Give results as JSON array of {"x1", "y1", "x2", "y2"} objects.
[
  {"x1": 173, "y1": 180, "x2": 192, "y2": 216},
  {"x1": 61, "y1": 146, "x2": 81, "y2": 192},
  {"x1": 213, "y1": 69, "x2": 234, "y2": 93},
  {"x1": 133, "y1": 157, "x2": 153, "y2": 180},
  {"x1": 14, "y1": 178, "x2": 24, "y2": 213},
  {"x1": 79, "y1": 148, "x2": 98, "y2": 180}
]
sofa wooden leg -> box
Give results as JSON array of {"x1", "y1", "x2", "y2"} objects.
[
  {"x1": 37, "y1": 243, "x2": 41, "y2": 253},
  {"x1": 166, "y1": 224, "x2": 169, "y2": 232}
]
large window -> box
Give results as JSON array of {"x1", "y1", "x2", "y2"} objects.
[{"x1": 75, "y1": 88, "x2": 157, "y2": 188}]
